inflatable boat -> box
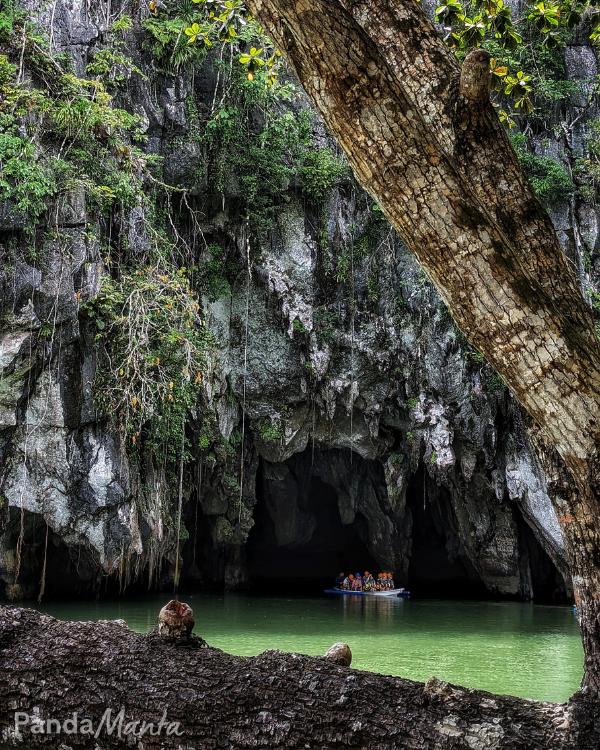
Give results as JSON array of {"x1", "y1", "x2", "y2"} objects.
[{"x1": 324, "y1": 588, "x2": 410, "y2": 598}]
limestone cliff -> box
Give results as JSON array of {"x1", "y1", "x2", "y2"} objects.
[{"x1": 0, "y1": 0, "x2": 597, "y2": 601}]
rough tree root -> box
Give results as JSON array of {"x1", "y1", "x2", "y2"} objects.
[{"x1": 0, "y1": 606, "x2": 599, "y2": 749}]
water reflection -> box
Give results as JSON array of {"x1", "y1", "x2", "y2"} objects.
[{"x1": 340, "y1": 594, "x2": 400, "y2": 623}]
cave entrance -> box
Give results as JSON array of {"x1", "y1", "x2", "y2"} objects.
[
  {"x1": 406, "y1": 470, "x2": 488, "y2": 598},
  {"x1": 247, "y1": 460, "x2": 379, "y2": 593}
]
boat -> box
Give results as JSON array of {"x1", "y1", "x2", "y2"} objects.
[{"x1": 324, "y1": 588, "x2": 410, "y2": 598}]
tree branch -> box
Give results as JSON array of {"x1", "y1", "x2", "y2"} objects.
[{"x1": 459, "y1": 49, "x2": 491, "y2": 104}]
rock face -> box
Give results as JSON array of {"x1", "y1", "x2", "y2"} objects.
[{"x1": 0, "y1": 0, "x2": 597, "y2": 602}]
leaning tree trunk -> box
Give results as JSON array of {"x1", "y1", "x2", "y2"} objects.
[
  {"x1": 1, "y1": 606, "x2": 599, "y2": 749},
  {"x1": 246, "y1": 0, "x2": 600, "y2": 690}
]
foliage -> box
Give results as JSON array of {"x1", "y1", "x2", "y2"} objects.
[
  {"x1": 314, "y1": 308, "x2": 338, "y2": 345},
  {"x1": 182, "y1": 0, "x2": 282, "y2": 82},
  {"x1": 146, "y1": 1, "x2": 347, "y2": 237},
  {"x1": 0, "y1": 8, "x2": 150, "y2": 225},
  {"x1": 0, "y1": 134, "x2": 56, "y2": 220},
  {"x1": 510, "y1": 132, "x2": 574, "y2": 205},
  {"x1": 86, "y1": 16, "x2": 145, "y2": 91},
  {"x1": 576, "y1": 119, "x2": 600, "y2": 202},
  {"x1": 204, "y1": 96, "x2": 347, "y2": 239},
  {"x1": 256, "y1": 418, "x2": 283, "y2": 442},
  {"x1": 144, "y1": 14, "x2": 210, "y2": 70},
  {"x1": 335, "y1": 246, "x2": 351, "y2": 283},
  {"x1": 145, "y1": 0, "x2": 281, "y2": 80},
  {"x1": 351, "y1": 203, "x2": 390, "y2": 300},
  {"x1": 0, "y1": 5, "x2": 226, "y2": 478},
  {"x1": 366, "y1": 268, "x2": 380, "y2": 302},
  {"x1": 206, "y1": 106, "x2": 297, "y2": 234},
  {"x1": 197, "y1": 243, "x2": 232, "y2": 301},
  {"x1": 434, "y1": 0, "x2": 598, "y2": 124},
  {"x1": 292, "y1": 317, "x2": 308, "y2": 335},
  {"x1": 85, "y1": 266, "x2": 213, "y2": 466},
  {"x1": 486, "y1": 370, "x2": 505, "y2": 392},
  {"x1": 297, "y1": 148, "x2": 349, "y2": 201},
  {"x1": 0, "y1": 53, "x2": 16, "y2": 86}
]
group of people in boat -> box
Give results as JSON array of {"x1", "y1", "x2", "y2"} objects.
[{"x1": 334, "y1": 571, "x2": 396, "y2": 592}]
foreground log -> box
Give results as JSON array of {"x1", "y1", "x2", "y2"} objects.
[{"x1": 0, "y1": 607, "x2": 599, "y2": 749}]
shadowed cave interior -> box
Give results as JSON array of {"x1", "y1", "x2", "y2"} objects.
[
  {"x1": 247, "y1": 471, "x2": 380, "y2": 591},
  {"x1": 1, "y1": 509, "x2": 98, "y2": 600},
  {"x1": 245, "y1": 448, "x2": 567, "y2": 602}
]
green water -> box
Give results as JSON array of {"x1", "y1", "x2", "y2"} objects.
[{"x1": 32, "y1": 594, "x2": 582, "y2": 702}]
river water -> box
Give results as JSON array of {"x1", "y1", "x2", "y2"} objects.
[{"x1": 32, "y1": 594, "x2": 582, "y2": 702}]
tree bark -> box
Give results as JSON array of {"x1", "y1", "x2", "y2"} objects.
[
  {"x1": 245, "y1": 0, "x2": 600, "y2": 689},
  {"x1": 1, "y1": 606, "x2": 599, "y2": 749}
]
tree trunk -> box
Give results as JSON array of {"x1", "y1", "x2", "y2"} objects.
[
  {"x1": 0, "y1": 606, "x2": 599, "y2": 749},
  {"x1": 245, "y1": 0, "x2": 600, "y2": 689}
]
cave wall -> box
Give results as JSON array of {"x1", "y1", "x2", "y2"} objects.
[
  {"x1": 240, "y1": 448, "x2": 568, "y2": 601},
  {"x1": 1, "y1": 0, "x2": 598, "y2": 601}
]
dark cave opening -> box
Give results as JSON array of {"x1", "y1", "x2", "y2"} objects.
[
  {"x1": 247, "y1": 458, "x2": 380, "y2": 592},
  {"x1": 518, "y1": 517, "x2": 569, "y2": 604},
  {"x1": 406, "y1": 470, "x2": 489, "y2": 599},
  {"x1": 3, "y1": 509, "x2": 98, "y2": 600}
]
